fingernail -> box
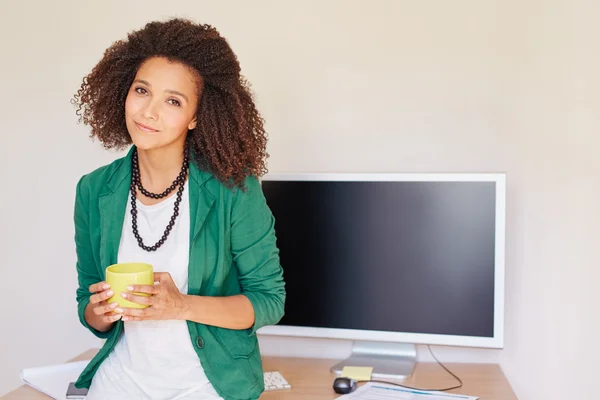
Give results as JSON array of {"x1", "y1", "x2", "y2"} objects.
[
  {"x1": 121, "y1": 293, "x2": 127, "y2": 299},
  {"x1": 109, "y1": 303, "x2": 118, "y2": 308},
  {"x1": 106, "y1": 291, "x2": 114, "y2": 297},
  {"x1": 103, "y1": 284, "x2": 110, "y2": 290},
  {"x1": 115, "y1": 308, "x2": 124, "y2": 313},
  {"x1": 126, "y1": 286, "x2": 134, "y2": 291}
]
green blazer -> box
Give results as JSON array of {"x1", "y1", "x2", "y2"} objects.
[{"x1": 73, "y1": 147, "x2": 286, "y2": 400}]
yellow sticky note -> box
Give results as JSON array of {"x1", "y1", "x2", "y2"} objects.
[{"x1": 341, "y1": 366, "x2": 373, "y2": 381}]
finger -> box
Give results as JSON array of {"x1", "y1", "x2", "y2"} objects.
[
  {"x1": 102, "y1": 312, "x2": 122, "y2": 323},
  {"x1": 126, "y1": 284, "x2": 158, "y2": 295},
  {"x1": 154, "y1": 272, "x2": 172, "y2": 282},
  {"x1": 121, "y1": 307, "x2": 149, "y2": 318},
  {"x1": 121, "y1": 315, "x2": 142, "y2": 322},
  {"x1": 89, "y1": 282, "x2": 110, "y2": 293},
  {"x1": 121, "y1": 292, "x2": 153, "y2": 306},
  {"x1": 90, "y1": 289, "x2": 114, "y2": 305},
  {"x1": 93, "y1": 302, "x2": 119, "y2": 316}
]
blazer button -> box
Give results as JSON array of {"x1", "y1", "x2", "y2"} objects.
[{"x1": 196, "y1": 336, "x2": 204, "y2": 349}]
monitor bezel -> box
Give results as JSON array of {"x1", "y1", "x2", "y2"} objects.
[{"x1": 257, "y1": 172, "x2": 506, "y2": 349}]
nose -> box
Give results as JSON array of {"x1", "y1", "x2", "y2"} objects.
[{"x1": 141, "y1": 98, "x2": 160, "y2": 121}]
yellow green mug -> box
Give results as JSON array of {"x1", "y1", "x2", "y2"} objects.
[{"x1": 105, "y1": 262, "x2": 154, "y2": 309}]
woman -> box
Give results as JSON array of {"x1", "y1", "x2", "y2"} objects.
[{"x1": 71, "y1": 18, "x2": 285, "y2": 400}]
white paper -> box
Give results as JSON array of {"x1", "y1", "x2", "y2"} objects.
[
  {"x1": 339, "y1": 382, "x2": 479, "y2": 400},
  {"x1": 20, "y1": 360, "x2": 89, "y2": 399}
]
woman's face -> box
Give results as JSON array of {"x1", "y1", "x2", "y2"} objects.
[{"x1": 125, "y1": 57, "x2": 200, "y2": 151}]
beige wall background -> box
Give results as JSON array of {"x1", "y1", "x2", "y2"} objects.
[{"x1": 1, "y1": 1, "x2": 599, "y2": 399}]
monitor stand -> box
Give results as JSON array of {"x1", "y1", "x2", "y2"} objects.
[{"x1": 330, "y1": 341, "x2": 417, "y2": 380}]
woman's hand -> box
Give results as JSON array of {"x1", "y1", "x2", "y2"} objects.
[
  {"x1": 85, "y1": 281, "x2": 121, "y2": 331},
  {"x1": 119, "y1": 272, "x2": 188, "y2": 321}
]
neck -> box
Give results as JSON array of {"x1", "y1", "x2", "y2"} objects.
[{"x1": 136, "y1": 144, "x2": 186, "y2": 191}]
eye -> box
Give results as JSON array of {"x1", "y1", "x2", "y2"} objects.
[
  {"x1": 167, "y1": 99, "x2": 181, "y2": 107},
  {"x1": 135, "y1": 87, "x2": 147, "y2": 95}
]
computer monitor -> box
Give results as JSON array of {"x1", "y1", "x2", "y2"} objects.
[{"x1": 257, "y1": 173, "x2": 506, "y2": 379}]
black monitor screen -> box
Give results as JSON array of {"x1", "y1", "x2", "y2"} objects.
[{"x1": 261, "y1": 179, "x2": 497, "y2": 338}]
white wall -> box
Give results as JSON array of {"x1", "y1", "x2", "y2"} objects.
[{"x1": 1, "y1": 1, "x2": 598, "y2": 399}]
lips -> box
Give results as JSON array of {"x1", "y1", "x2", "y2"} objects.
[{"x1": 135, "y1": 121, "x2": 159, "y2": 133}]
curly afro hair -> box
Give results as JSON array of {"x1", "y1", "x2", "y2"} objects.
[{"x1": 72, "y1": 18, "x2": 268, "y2": 188}]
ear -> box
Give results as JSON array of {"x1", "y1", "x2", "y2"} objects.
[{"x1": 188, "y1": 116, "x2": 197, "y2": 130}]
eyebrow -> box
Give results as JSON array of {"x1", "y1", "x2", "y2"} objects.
[{"x1": 134, "y1": 79, "x2": 189, "y2": 102}]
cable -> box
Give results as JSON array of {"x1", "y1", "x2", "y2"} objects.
[{"x1": 356, "y1": 345, "x2": 463, "y2": 392}]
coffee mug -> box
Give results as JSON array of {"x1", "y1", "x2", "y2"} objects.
[{"x1": 105, "y1": 262, "x2": 154, "y2": 309}]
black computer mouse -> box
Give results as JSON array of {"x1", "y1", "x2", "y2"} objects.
[{"x1": 333, "y1": 377, "x2": 358, "y2": 394}]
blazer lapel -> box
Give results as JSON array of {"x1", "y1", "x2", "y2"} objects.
[
  {"x1": 98, "y1": 148, "x2": 133, "y2": 276},
  {"x1": 188, "y1": 162, "x2": 216, "y2": 294},
  {"x1": 188, "y1": 162, "x2": 216, "y2": 244}
]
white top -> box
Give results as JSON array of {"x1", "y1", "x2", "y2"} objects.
[{"x1": 87, "y1": 181, "x2": 223, "y2": 400}]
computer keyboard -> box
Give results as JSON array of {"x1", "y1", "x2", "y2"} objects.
[{"x1": 264, "y1": 371, "x2": 291, "y2": 391}]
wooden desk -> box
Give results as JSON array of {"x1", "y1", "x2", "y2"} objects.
[{"x1": 3, "y1": 349, "x2": 517, "y2": 399}]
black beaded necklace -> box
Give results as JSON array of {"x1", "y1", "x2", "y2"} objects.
[{"x1": 130, "y1": 146, "x2": 190, "y2": 252}]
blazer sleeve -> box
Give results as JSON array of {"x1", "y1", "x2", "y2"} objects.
[
  {"x1": 74, "y1": 175, "x2": 113, "y2": 339},
  {"x1": 230, "y1": 176, "x2": 286, "y2": 336}
]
